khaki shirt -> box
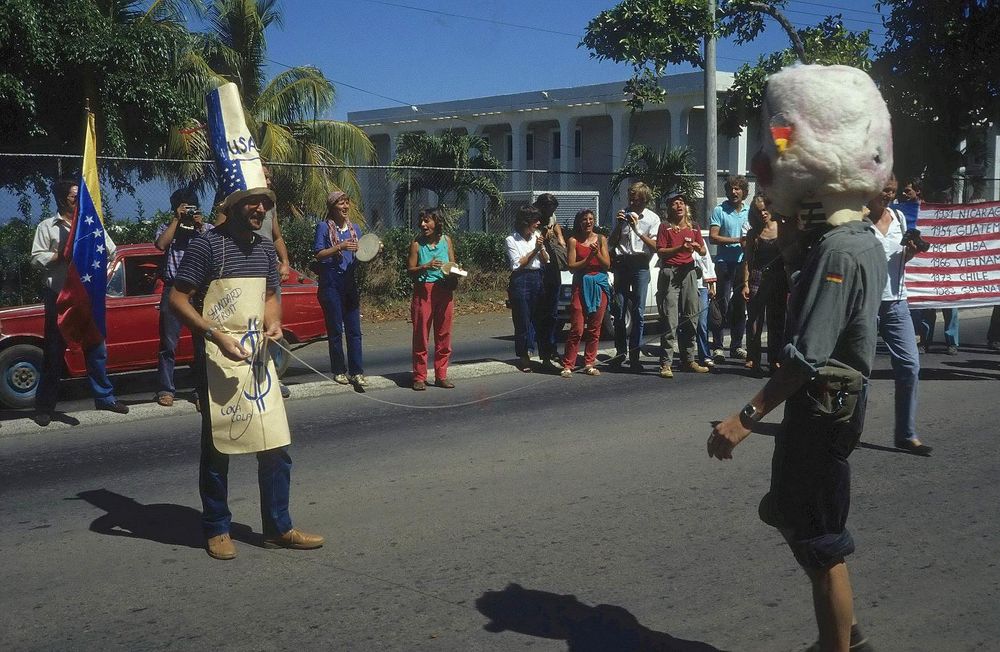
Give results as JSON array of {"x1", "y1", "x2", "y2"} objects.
[{"x1": 782, "y1": 220, "x2": 887, "y2": 380}]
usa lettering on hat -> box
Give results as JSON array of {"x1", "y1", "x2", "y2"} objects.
[{"x1": 205, "y1": 83, "x2": 275, "y2": 210}]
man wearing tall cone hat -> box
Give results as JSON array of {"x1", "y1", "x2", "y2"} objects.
[{"x1": 169, "y1": 83, "x2": 323, "y2": 560}]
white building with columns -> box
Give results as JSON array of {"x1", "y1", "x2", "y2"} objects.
[{"x1": 347, "y1": 71, "x2": 759, "y2": 230}]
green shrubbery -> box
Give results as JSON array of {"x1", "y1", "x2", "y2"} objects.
[{"x1": 0, "y1": 215, "x2": 509, "y2": 309}]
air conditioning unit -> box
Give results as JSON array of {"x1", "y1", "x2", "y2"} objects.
[{"x1": 497, "y1": 190, "x2": 601, "y2": 231}]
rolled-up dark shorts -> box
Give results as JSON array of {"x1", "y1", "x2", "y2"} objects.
[{"x1": 758, "y1": 389, "x2": 857, "y2": 570}]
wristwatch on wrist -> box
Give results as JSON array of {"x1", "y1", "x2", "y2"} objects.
[
  {"x1": 204, "y1": 327, "x2": 215, "y2": 342},
  {"x1": 739, "y1": 402, "x2": 763, "y2": 429}
]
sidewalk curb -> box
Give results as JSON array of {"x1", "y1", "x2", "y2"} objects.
[
  {"x1": 0, "y1": 356, "x2": 548, "y2": 438},
  {"x1": 3, "y1": 306, "x2": 994, "y2": 438}
]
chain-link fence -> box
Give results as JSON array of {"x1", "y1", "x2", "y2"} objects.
[
  {"x1": 5, "y1": 151, "x2": 995, "y2": 308},
  {"x1": 0, "y1": 152, "x2": 750, "y2": 308}
]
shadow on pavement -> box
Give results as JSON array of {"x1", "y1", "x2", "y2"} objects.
[
  {"x1": 74, "y1": 488, "x2": 258, "y2": 549},
  {"x1": 475, "y1": 583, "x2": 726, "y2": 652}
]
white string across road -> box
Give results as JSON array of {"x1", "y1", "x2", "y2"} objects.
[{"x1": 266, "y1": 301, "x2": 711, "y2": 411}]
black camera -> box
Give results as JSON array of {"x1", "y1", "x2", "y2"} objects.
[
  {"x1": 901, "y1": 228, "x2": 930, "y2": 253},
  {"x1": 178, "y1": 205, "x2": 201, "y2": 230}
]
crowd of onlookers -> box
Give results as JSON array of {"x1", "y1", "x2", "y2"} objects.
[
  {"x1": 28, "y1": 172, "x2": 997, "y2": 425},
  {"x1": 500, "y1": 179, "x2": 780, "y2": 380}
]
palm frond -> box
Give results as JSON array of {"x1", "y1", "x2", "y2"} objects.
[
  {"x1": 253, "y1": 67, "x2": 335, "y2": 124},
  {"x1": 610, "y1": 144, "x2": 698, "y2": 201},
  {"x1": 303, "y1": 120, "x2": 375, "y2": 166},
  {"x1": 258, "y1": 121, "x2": 295, "y2": 165}
]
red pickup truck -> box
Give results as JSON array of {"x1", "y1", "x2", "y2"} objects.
[{"x1": 0, "y1": 244, "x2": 327, "y2": 409}]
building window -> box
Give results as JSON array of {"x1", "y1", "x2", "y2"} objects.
[
  {"x1": 505, "y1": 133, "x2": 512, "y2": 162},
  {"x1": 552, "y1": 130, "x2": 561, "y2": 160},
  {"x1": 526, "y1": 132, "x2": 534, "y2": 161},
  {"x1": 574, "y1": 129, "x2": 582, "y2": 158}
]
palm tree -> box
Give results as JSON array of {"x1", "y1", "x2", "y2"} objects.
[
  {"x1": 610, "y1": 144, "x2": 699, "y2": 205},
  {"x1": 389, "y1": 131, "x2": 505, "y2": 229},
  {"x1": 169, "y1": 0, "x2": 373, "y2": 219}
]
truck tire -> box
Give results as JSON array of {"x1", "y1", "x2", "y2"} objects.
[
  {"x1": 0, "y1": 344, "x2": 44, "y2": 409},
  {"x1": 602, "y1": 305, "x2": 633, "y2": 340}
]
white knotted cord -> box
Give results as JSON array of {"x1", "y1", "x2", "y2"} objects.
[{"x1": 264, "y1": 301, "x2": 711, "y2": 411}]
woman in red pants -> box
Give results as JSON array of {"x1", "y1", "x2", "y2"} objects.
[
  {"x1": 561, "y1": 209, "x2": 611, "y2": 377},
  {"x1": 407, "y1": 208, "x2": 456, "y2": 391}
]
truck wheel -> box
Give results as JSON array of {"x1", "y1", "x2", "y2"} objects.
[
  {"x1": 603, "y1": 306, "x2": 632, "y2": 340},
  {"x1": 0, "y1": 344, "x2": 44, "y2": 409},
  {"x1": 267, "y1": 337, "x2": 291, "y2": 378}
]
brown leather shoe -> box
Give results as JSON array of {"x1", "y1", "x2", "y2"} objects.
[
  {"x1": 206, "y1": 533, "x2": 237, "y2": 560},
  {"x1": 157, "y1": 394, "x2": 174, "y2": 407},
  {"x1": 263, "y1": 528, "x2": 324, "y2": 550}
]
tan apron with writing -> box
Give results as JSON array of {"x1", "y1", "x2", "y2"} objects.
[{"x1": 202, "y1": 275, "x2": 290, "y2": 454}]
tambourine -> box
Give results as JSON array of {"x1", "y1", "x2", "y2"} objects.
[{"x1": 355, "y1": 233, "x2": 383, "y2": 263}]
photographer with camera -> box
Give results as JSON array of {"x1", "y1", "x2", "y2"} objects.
[
  {"x1": 868, "y1": 177, "x2": 931, "y2": 456},
  {"x1": 153, "y1": 188, "x2": 212, "y2": 407}
]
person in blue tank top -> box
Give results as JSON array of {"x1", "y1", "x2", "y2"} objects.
[{"x1": 407, "y1": 208, "x2": 456, "y2": 391}]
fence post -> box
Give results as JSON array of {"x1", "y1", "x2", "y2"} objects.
[{"x1": 406, "y1": 169, "x2": 412, "y2": 228}]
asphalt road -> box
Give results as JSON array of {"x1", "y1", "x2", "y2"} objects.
[{"x1": 1, "y1": 313, "x2": 998, "y2": 651}]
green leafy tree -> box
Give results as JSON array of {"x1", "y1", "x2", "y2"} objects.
[
  {"x1": 389, "y1": 132, "x2": 506, "y2": 229},
  {"x1": 581, "y1": 1, "x2": 865, "y2": 132},
  {"x1": 610, "y1": 144, "x2": 699, "y2": 202},
  {"x1": 719, "y1": 17, "x2": 872, "y2": 136},
  {"x1": 170, "y1": 0, "x2": 374, "y2": 218},
  {"x1": 873, "y1": 0, "x2": 1000, "y2": 199},
  {"x1": 0, "y1": 0, "x2": 202, "y2": 193}
]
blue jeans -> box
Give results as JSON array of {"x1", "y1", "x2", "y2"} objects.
[
  {"x1": 612, "y1": 258, "x2": 651, "y2": 359},
  {"x1": 197, "y1": 394, "x2": 293, "y2": 538},
  {"x1": 534, "y1": 273, "x2": 561, "y2": 360},
  {"x1": 508, "y1": 270, "x2": 543, "y2": 358},
  {"x1": 156, "y1": 285, "x2": 182, "y2": 397},
  {"x1": 711, "y1": 259, "x2": 747, "y2": 352},
  {"x1": 696, "y1": 288, "x2": 710, "y2": 361},
  {"x1": 879, "y1": 300, "x2": 920, "y2": 442},
  {"x1": 319, "y1": 276, "x2": 364, "y2": 376},
  {"x1": 989, "y1": 306, "x2": 1000, "y2": 343},
  {"x1": 36, "y1": 288, "x2": 117, "y2": 411},
  {"x1": 914, "y1": 308, "x2": 959, "y2": 346}
]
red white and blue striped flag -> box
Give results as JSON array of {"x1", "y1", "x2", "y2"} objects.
[
  {"x1": 56, "y1": 112, "x2": 107, "y2": 349},
  {"x1": 904, "y1": 200, "x2": 1000, "y2": 309}
]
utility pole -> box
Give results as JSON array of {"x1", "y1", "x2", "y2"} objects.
[{"x1": 704, "y1": 0, "x2": 718, "y2": 224}]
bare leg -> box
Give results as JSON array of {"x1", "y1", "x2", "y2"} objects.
[{"x1": 806, "y1": 560, "x2": 854, "y2": 652}]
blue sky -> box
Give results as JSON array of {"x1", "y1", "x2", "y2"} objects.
[
  {"x1": 260, "y1": 0, "x2": 889, "y2": 120},
  {"x1": 0, "y1": 1, "x2": 890, "y2": 222}
]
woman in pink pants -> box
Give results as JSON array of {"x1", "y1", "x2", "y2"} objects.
[
  {"x1": 561, "y1": 209, "x2": 611, "y2": 377},
  {"x1": 407, "y1": 208, "x2": 455, "y2": 391}
]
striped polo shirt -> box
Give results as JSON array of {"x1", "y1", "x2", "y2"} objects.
[{"x1": 174, "y1": 225, "x2": 280, "y2": 295}]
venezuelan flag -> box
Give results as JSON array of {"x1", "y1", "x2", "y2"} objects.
[{"x1": 56, "y1": 112, "x2": 107, "y2": 350}]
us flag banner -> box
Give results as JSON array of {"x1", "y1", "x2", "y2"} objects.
[
  {"x1": 904, "y1": 200, "x2": 1000, "y2": 309},
  {"x1": 56, "y1": 112, "x2": 108, "y2": 349}
]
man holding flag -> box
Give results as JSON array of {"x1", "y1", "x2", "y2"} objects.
[{"x1": 30, "y1": 116, "x2": 129, "y2": 426}]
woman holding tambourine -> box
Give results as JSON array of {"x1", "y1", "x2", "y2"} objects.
[{"x1": 313, "y1": 191, "x2": 367, "y2": 387}]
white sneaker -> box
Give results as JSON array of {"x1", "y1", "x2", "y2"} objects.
[
  {"x1": 351, "y1": 374, "x2": 368, "y2": 387},
  {"x1": 333, "y1": 373, "x2": 350, "y2": 385},
  {"x1": 732, "y1": 347, "x2": 748, "y2": 360},
  {"x1": 560, "y1": 368, "x2": 572, "y2": 378},
  {"x1": 712, "y1": 349, "x2": 725, "y2": 363}
]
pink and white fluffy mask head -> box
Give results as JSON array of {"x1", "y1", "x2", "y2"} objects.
[{"x1": 751, "y1": 64, "x2": 893, "y2": 225}]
